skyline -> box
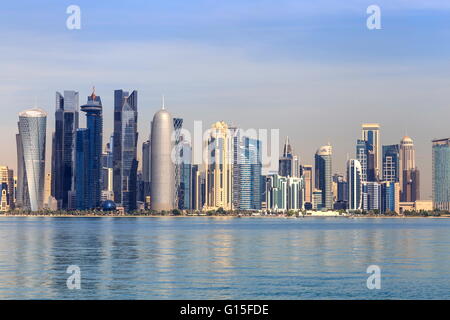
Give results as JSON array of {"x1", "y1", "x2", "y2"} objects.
[{"x1": 1, "y1": 1, "x2": 450, "y2": 199}]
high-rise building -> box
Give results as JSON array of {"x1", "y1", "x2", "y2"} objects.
[
  {"x1": 361, "y1": 123, "x2": 380, "y2": 179},
  {"x1": 266, "y1": 174, "x2": 287, "y2": 211},
  {"x1": 400, "y1": 136, "x2": 420, "y2": 202},
  {"x1": 113, "y1": 89, "x2": 138, "y2": 211},
  {"x1": 205, "y1": 121, "x2": 233, "y2": 211},
  {"x1": 315, "y1": 145, "x2": 332, "y2": 210},
  {"x1": 0, "y1": 166, "x2": 14, "y2": 211},
  {"x1": 362, "y1": 181, "x2": 381, "y2": 212},
  {"x1": 279, "y1": 136, "x2": 299, "y2": 177},
  {"x1": 75, "y1": 89, "x2": 103, "y2": 210},
  {"x1": 142, "y1": 140, "x2": 151, "y2": 205},
  {"x1": 312, "y1": 189, "x2": 323, "y2": 210},
  {"x1": 432, "y1": 138, "x2": 450, "y2": 211},
  {"x1": 51, "y1": 91, "x2": 79, "y2": 209},
  {"x1": 16, "y1": 108, "x2": 47, "y2": 211},
  {"x1": 287, "y1": 176, "x2": 302, "y2": 210},
  {"x1": 173, "y1": 117, "x2": 184, "y2": 209},
  {"x1": 150, "y1": 101, "x2": 175, "y2": 211},
  {"x1": 178, "y1": 139, "x2": 192, "y2": 210},
  {"x1": 101, "y1": 138, "x2": 113, "y2": 192},
  {"x1": 382, "y1": 144, "x2": 400, "y2": 182},
  {"x1": 233, "y1": 134, "x2": 262, "y2": 211},
  {"x1": 347, "y1": 159, "x2": 362, "y2": 210},
  {"x1": 301, "y1": 165, "x2": 313, "y2": 206},
  {"x1": 381, "y1": 181, "x2": 400, "y2": 214},
  {"x1": 333, "y1": 173, "x2": 348, "y2": 203}
]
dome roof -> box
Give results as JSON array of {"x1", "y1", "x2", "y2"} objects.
[
  {"x1": 401, "y1": 136, "x2": 413, "y2": 143},
  {"x1": 102, "y1": 200, "x2": 117, "y2": 211},
  {"x1": 19, "y1": 108, "x2": 47, "y2": 117}
]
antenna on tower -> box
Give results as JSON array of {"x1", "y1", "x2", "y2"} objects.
[{"x1": 162, "y1": 95, "x2": 165, "y2": 110}]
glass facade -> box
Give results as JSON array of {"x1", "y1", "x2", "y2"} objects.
[
  {"x1": 17, "y1": 109, "x2": 47, "y2": 211},
  {"x1": 315, "y1": 146, "x2": 332, "y2": 210},
  {"x1": 382, "y1": 144, "x2": 400, "y2": 182},
  {"x1": 113, "y1": 90, "x2": 138, "y2": 211},
  {"x1": 432, "y1": 138, "x2": 450, "y2": 211}
]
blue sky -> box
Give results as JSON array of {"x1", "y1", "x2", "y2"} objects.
[{"x1": 1, "y1": 0, "x2": 450, "y2": 198}]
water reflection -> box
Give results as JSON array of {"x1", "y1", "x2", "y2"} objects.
[{"x1": 0, "y1": 217, "x2": 449, "y2": 299}]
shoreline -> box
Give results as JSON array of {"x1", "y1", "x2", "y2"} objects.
[{"x1": 1, "y1": 214, "x2": 449, "y2": 219}]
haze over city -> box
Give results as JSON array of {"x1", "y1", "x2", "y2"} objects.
[{"x1": 1, "y1": 0, "x2": 450, "y2": 199}]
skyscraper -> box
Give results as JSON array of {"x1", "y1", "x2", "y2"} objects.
[
  {"x1": 173, "y1": 117, "x2": 184, "y2": 209},
  {"x1": 16, "y1": 108, "x2": 47, "y2": 211},
  {"x1": 233, "y1": 134, "x2": 262, "y2": 211},
  {"x1": 150, "y1": 101, "x2": 175, "y2": 211},
  {"x1": 361, "y1": 123, "x2": 380, "y2": 179},
  {"x1": 382, "y1": 144, "x2": 400, "y2": 182},
  {"x1": 266, "y1": 174, "x2": 287, "y2": 211},
  {"x1": 347, "y1": 159, "x2": 362, "y2": 210},
  {"x1": 0, "y1": 166, "x2": 14, "y2": 211},
  {"x1": 178, "y1": 139, "x2": 192, "y2": 210},
  {"x1": 279, "y1": 136, "x2": 299, "y2": 177},
  {"x1": 362, "y1": 182, "x2": 381, "y2": 212},
  {"x1": 113, "y1": 89, "x2": 138, "y2": 211},
  {"x1": 75, "y1": 89, "x2": 103, "y2": 210},
  {"x1": 205, "y1": 121, "x2": 233, "y2": 211},
  {"x1": 301, "y1": 165, "x2": 313, "y2": 206},
  {"x1": 51, "y1": 90, "x2": 79, "y2": 209},
  {"x1": 400, "y1": 136, "x2": 420, "y2": 202},
  {"x1": 315, "y1": 145, "x2": 332, "y2": 210},
  {"x1": 142, "y1": 139, "x2": 151, "y2": 205},
  {"x1": 432, "y1": 138, "x2": 450, "y2": 211}
]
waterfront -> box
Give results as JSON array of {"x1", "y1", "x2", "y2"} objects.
[{"x1": 0, "y1": 217, "x2": 449, "y2": 299}]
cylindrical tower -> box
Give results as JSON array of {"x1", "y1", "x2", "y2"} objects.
[
  {"x1": 17, "y1": 108, "x2": 47, "y2": 211},
  {"x1": 150, "y1": 105, "x2": 174, "y2": 211}
]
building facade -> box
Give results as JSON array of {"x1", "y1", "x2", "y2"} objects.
[
  {"x1": 347, "y1": 159, "x2": 362, "y2": 210},
  {"x1": 432, "y1": 138, "x2": 450, "y2": 210},
  {"x1": 315, "y1": 145, "x2": 332, "y2": 210},
  {"x1": 51, "y1": 90, "x2": 79, "y2": 209},
  {"x1": 16, "y1": 108, "x2": 47, "y2": 211},
  {"x1": 400, "y1": 136, "x2": 420, "y2": 202},
  {"x1": 113, "y1": 89, "x2": 138, "y2": 211}
]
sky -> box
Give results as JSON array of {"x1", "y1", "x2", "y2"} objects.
[{"x1": 1, "y1": 0, "x2": 450, "y2": 199}]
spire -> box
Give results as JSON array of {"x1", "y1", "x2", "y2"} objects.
[
  {"x1": 162, "y1": 95, "x2": 165, "y2": 110},
  {"x1": 91, "y1": 86, "x2": 96, "y2": 100}
]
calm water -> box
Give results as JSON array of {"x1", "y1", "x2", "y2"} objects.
[{"x1": 0, "y1": 216, "x2": 449, "y2": 299}]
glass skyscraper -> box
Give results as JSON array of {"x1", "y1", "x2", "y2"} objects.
[
  {"x1": 347, "y1": 159, "x2": 362, "y2": 210},
  {"x1": 75, "y1": 90, "x2": 103, "y2": 210},
  {"x1": 234, "y1": 135, "x2": 262, "y2": 211},
  {"x1": 113, "y1": 89, "x2": 138, "y2": 212},
  {"x1": 432, "y1": 138, "x2": 450, "y2": 211},
  {"x1": 382, "y1": 144, "x2": 400, "y2": 182},
  {"x1": 16, "y1": 108, "x2": 47, "y2": 211},
  {"x1": 51, "y1": 90, "x2": 79, "y2": 209},
  {"x1": 315, "y1": 145, "x2": 332, "y2": 210}
]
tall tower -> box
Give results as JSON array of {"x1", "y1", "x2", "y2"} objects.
[
  {"x1": 315, "y1": 145, "x2": 332, "y2": 210},
  {"x1": 361, "y1": 123, "x2": 380, "y2": 179},
  {"x1": 150, "y1": 100, "x2": 175, "y2": 211},
  {"x1": 16, "y1": 108, "x2": 47, "y2": 211},
  {"x1": 432, "y1": 138, "x2": 450, "y2": 211},
  {"x1": 76, "y1": 89, "x2": 103, "y2": 209},
  {"x1": 0, "y1": 166, "x2": 14, "y2": 211},
  {"x1": 205, "y1": 121, "x2": 233, "y2": 211},
  {"x1": 347, "y1": 159, "x2": 362, "y2": 210},
  {"x1": 279, "y1": 136, "x2": 299, "y2": 177},
  {"x1": 382, "y1": 144, "x2": 400, "y2": 182},
  {"x1": 51, "y1": 90, "x2": 79, "y2": 209},
  {"x1": 400, "y1": 136, "x2": 420, "y2": 202},
  {"x1": 301, "y1": 165, "x2": 313, "y2": 205},
  {"x1": 113, "y1": 89, "x2": 138, "y2": 211}
]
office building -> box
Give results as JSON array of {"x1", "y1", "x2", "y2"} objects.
[
  {"x1": 113, "y1": 89, "x2": 138, "y2": 211},
  {"x1": 75, "y1": 89, "x2": 103, "y2": 210},
  {"x1": 16, "y1": 108, "x2": 47, "y2": 211},
  {"x1": 361, "y1": 123, "x2": 380, "y2": 179},
  {"x1": 400, "y1": 136, "x2": 420, "y2": 202},
  {"x1": 0, "y1": 166, "x2": 14, "y2": 211},
  {"x1": 315, "y1": 145, "x2": 332, "y2": 209},
  {"x1": 347, "y1": 159, "x2": 362, "y2": 210},
  {"x1": 51, "y1": 90, "x2": 79, "y2": 209},
  {"x1": 205, "y1": 121, "x2": 233, "y2": 211},
  {"x1": 382, "y1": 144, "x2": 400, "y2": 182},
  {"x1": 150, "y1": 101, "x2": 175, "y2": 211},
  {"x1": 432, "y1": 138, "x2": 450, "y2": 210}
]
